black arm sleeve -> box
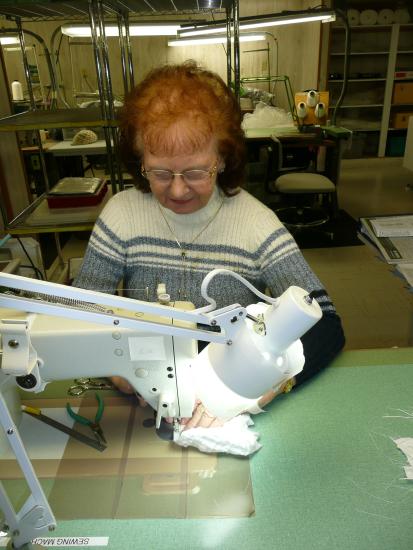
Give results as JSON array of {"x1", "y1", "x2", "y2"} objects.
[{"x1": 295, "y1": 312, "x2": 345, "y2": 386}]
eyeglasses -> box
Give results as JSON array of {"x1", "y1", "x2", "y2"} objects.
[{"x1": 141, "y1": 162, "x2": 217, "y2": 185}]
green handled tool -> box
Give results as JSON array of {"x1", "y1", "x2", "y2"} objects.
[
  {"x1": 66, "y1": 392, "x2": 107, "y2": 448},
  {"x1": 22, "y1": 404, "x2": 106, "y2": 452}
]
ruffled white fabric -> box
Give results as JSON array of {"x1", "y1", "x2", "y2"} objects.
[{"x1": 173, "y1": 414, "x2": 261, "y2": 456}]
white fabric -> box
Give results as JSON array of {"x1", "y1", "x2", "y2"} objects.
[
  {"x1": 173, "y1": 414, "x2": 261, "y2": 456},
  {"x1": 393, "y1": 437, "x2": 413, "y2": 479},
  {"x1": 359, "y1": 9, "x2": 378, "y2": 26},
  {"x1": 347, "y1": 9, "x2": 360, "y2": 26}
]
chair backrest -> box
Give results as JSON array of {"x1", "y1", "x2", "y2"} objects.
[{"x1": 271, "y1": 137, "x2": 313, "y2": 176}]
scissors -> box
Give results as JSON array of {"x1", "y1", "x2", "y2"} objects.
[
  {"x1": 67, "y1": 377, "x2": 115, "y2": 396},
  {"x1": 66, "y1": 392, "x2": 107, "y2": 450}
]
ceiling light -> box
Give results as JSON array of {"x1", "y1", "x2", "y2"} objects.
[
  {"x1": 61, "y1": 23, "x2": 182, "y2": 38},
  {"x1": 168, "y1": 33, "x2": 266, "y2": 47},
  {"x1": 179, "y1": 9, "x2": 336, "y2": 37},
  {"x1": 0, "y1": 36, "x2": 20, "y2": 45}
]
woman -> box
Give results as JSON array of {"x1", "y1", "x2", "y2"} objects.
[{"x1": 75, "y1": 61, "x2": 345, "y2": 426}]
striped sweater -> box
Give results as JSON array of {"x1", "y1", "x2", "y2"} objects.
[{"x1": 75, "y1": 186, "x2": 345, "y2": 384}]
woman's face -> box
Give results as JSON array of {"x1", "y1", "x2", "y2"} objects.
[{"x1": 142, "y1": 139, "x2": 222, "y2": 214}]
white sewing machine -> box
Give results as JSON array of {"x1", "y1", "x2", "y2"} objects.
[{"x1": 0, "y1": 268, "x2": 321, "y2": 549}]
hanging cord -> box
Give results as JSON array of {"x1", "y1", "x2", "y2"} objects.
[
  {"x1": 332, "y1": 9, "x2": 351, "y2": 126},
  {"x1": 193, "y1": 269, "x2": 279, "y2": 314},
  {"x1": 16, "y1": 237, "x2": 44, "y2": 280}
]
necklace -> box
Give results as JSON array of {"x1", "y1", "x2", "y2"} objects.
[{"x1": 157, "y1": 199, "x2": 224, "y2": 300}]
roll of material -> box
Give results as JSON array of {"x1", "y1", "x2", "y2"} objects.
[
  {"x1": 11, "y1": 80, "x2": 23, "y2": 101},
  {"x1": 314, "y1": 102, "x2": 326, "y2": 119},
  {"x1": 378, "y1": 9, "x2": 394, "y2": 25},
  {"x1": 347, "y1": 9, "x2": 360, "y2": 26},
  {"x1": 394, "y1": 8, "x2": 410, "y2": 24},
  {"x1": 306, "y1": 89, "x2": 319, "y2": 107},
  {"x1": 296, "y1": 102, "x2": 307, "y2": 119},
  {"x1": 360, "y1": 9, "x2": 378, "y2": 26}
]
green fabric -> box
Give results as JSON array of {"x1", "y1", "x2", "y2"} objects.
[{"x1": 15, "y1": 352, "x2": 413, "y2": 549}]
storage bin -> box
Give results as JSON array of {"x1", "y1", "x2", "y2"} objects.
[
  {"x1": 392, "y1": 82, "x2": 413, "y2": 104},
  {"x1": 393, "y1": 112, "x2": 413, "y2": 129}
]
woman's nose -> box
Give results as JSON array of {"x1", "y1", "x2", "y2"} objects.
[{"x1": 169, "y1": 174, "x2": 190, "y2": 197}]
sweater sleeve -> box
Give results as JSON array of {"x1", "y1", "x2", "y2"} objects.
[
  {"x1": 73, "y1": 195, "x2": 128, "y2": 293},
  {"x1": 295, "y1": 311, "x2": 345, "y2": 386},
  {"x1": 249, "y1": 203, "x2": 345, "y2": 384}
]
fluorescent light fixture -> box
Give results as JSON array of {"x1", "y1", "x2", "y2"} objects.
[
  {"x1": 0, "y1": 36, "x2": 20, "y2": 45},
  {"x1": 179, "y1": 9, "x2": 336, "y2": 37},
  {"x1": 61, "y1": 23, "x2": 181, "y2": 38},
  {"x1": 168, "y1": 33, "x2": 266, "y2": 47}
]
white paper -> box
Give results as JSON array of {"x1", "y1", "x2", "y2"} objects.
[
  {"x1": 128, "y1": 336, "x2": 166, "y2": 361},
  {"x1": 395, "y1": 263, "x2": 413, "y2": 286},
  {"x1": 370, "y1": 215, "x2": 413, "y2": 238},
  {"x1": 31, "y1": 537, "x2": 109, "y2": 547},
  {"x1": 393, "y1": 437, "x2": 413, "y2": 479},
  {"x1": 359, "y1": 217, "x2": 413, "y2": 263}
]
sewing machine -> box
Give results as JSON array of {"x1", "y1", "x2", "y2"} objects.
[{"x1": 0, "y1": 268, "x2": 321, "y2": 549}]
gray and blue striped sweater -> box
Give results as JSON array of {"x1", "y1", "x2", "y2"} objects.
[{"x1": 75, "y1": 186, "x2": 345, "y2": 384}]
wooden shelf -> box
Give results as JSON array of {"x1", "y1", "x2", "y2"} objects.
[
  {"x1": 328, "y1": 78, "x2": 386, "y2": 83},
  {"x1": 330, "y1": 104, "x2": 384, "y2": 109},
  {"x1": 331, "y1": 51, "x2": 389, "y2": 56}
]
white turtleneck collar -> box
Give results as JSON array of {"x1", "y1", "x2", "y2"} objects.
[{"x1": 157, "y1": 185, "x2": 224, "y2": 229}]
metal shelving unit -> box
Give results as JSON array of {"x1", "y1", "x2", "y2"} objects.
[
  {"x1": 327, "y1": 21, "x2": 413, "y2": 157},
  {"x1": 0, "y1": 0, "x2": 239, "y2": 234}
]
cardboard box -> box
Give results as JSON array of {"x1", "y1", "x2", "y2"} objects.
[
  {"x1": 393, "y1": 112, "x2": 413, "y2": 129},
  {"x1": 392, "y1": 82, "x2": 413, "y2": 104}
]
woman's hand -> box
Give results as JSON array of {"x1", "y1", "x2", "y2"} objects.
[
  {"x1": 257, "y1": 377, "x2": 296, "y2": 408},
  {"x1": 180, "y1": 400, "x2": 224, "y2": 430},
  {"x1": 110, "y1": 376, "x2": 147, "y2": 406}
]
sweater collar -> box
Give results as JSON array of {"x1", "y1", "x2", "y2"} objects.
[{"x1": 156, "y1": 186, "x2": 224, "y2": 228}]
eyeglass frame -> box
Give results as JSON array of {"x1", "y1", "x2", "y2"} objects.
[{"x1": 141, "y1": 161, "x2": 218, "y2": 185}]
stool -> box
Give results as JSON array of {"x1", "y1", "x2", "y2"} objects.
[{"x1": 274, "y1": 172, "x2": 336, "y2": 230}]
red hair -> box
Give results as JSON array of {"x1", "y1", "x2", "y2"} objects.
[{"x1": 119, "y1": 60, "x2": 246, "y2": 195}]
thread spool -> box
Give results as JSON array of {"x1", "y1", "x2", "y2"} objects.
[
  {"x1": 377, "y1": 9, "x2": 394, "y2": 25},
  {"x1": 360, "y1": 9, "x2": 378, "y2": 25},
  {"x1": 314, "y1": 102, "x2": 326, "y2": 119},
  {"x1": 347, "y1": 9, "x2": 360, "y2": 26},
  {"x1": 296, "y1": 102, "x2": 307, "y2": 119},
  {"x1": 394, "y1": 8, "x2": 410, "y2": 24},
  {"x1": 11, "y1": 80, "x2": 23, "y2": 101},
  {"x1": 306, "y1": 90, "x2": 319, "y2": 108}
]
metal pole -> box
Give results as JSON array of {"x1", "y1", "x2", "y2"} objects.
[
  {"x1": 96, "y1": 1, "x2": 124, "y2": 191},
  {"x1": 15, "y1": 17, "x2": 35, "y2": 108},
  {"x1": 226, "y1": 7, "x2": 232, "y2": 87},
  {"x1": 123, "y1": 11, "x2": 135, "y2": 89},
  {"x1": 117, "y1": 13, "x2": 129, "y2": 96},
  {"x1": 88, "y1": 0, "x2": 118, "y2": 194},
  {"x1": 15, "y1": 18, "x2": 50, "y2": 192},
  {"x1": 232, "y1": 0, "x2": 240, "y2": 101}
]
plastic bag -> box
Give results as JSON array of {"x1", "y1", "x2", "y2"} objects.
[{"x1": 242, "y1": 101, "x2": 294, "y2": 129}]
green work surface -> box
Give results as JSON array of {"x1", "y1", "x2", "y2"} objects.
[{"x1": 13, "y1": 348, "x2": 413, "y2": 549}]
